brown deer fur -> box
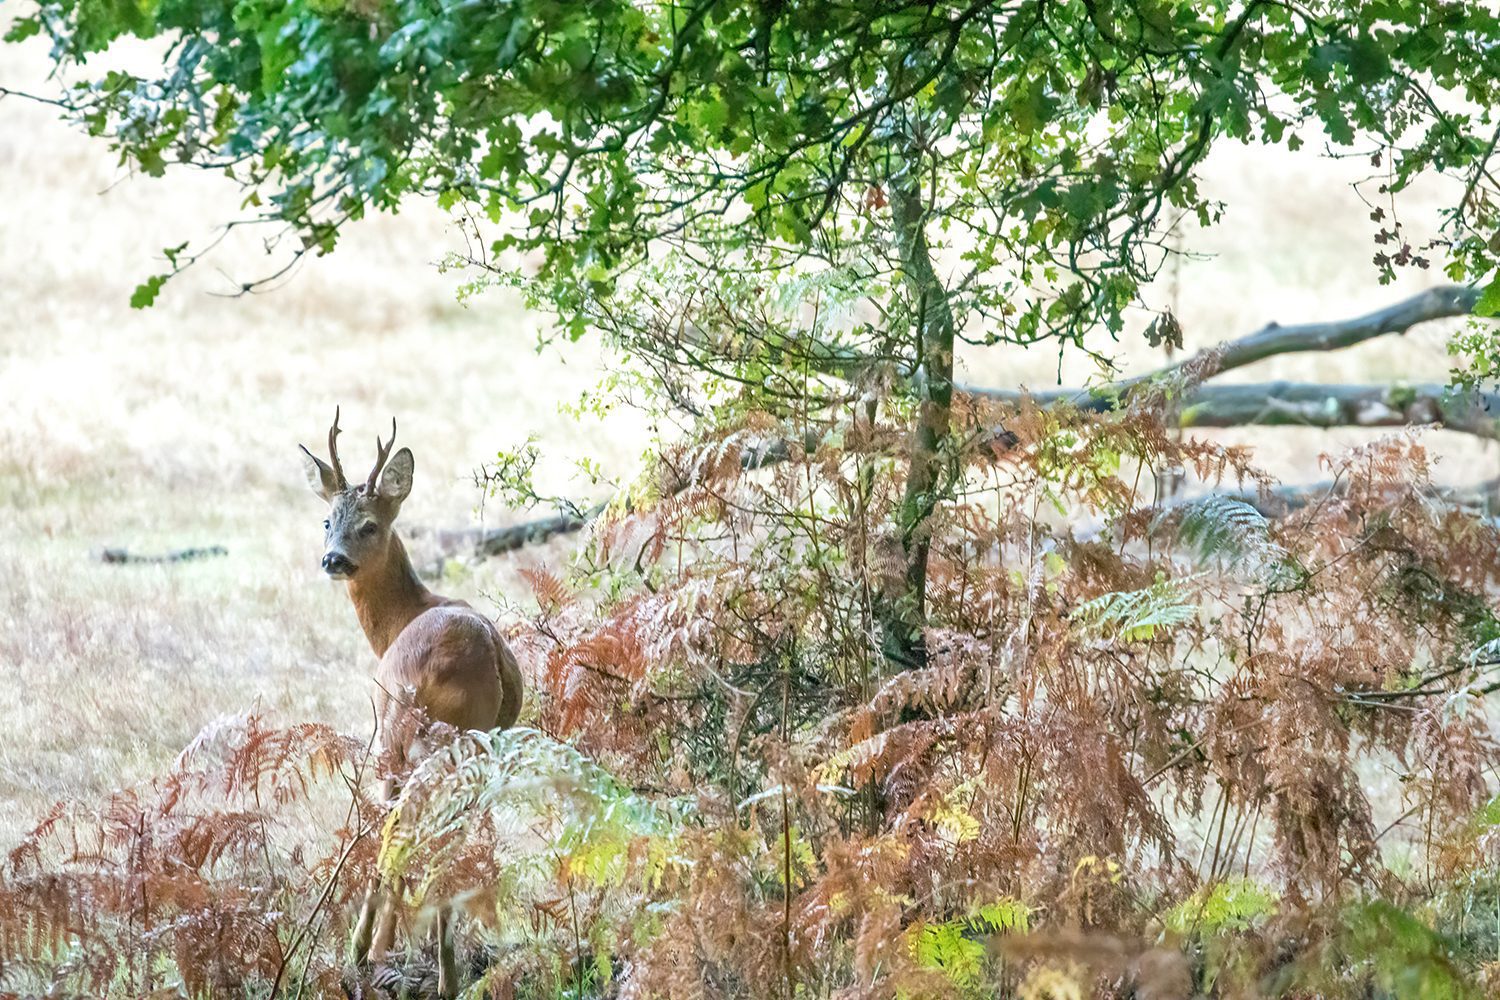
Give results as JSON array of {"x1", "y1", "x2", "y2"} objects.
[{"x1": 350, "y1": 531, "x2": 523, "y2": 735}]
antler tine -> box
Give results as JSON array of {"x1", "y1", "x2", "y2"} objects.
[
  {"x1": 365, "y1": 417, "x2": 397, "y2": 495},
  {"x1": 327, "y1": 405, "x2": 349, "y2": 490}
]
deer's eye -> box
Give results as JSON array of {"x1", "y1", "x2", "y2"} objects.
[
  {"x1": 360, "y1": 522, "x2": 378, "y2": 537},
  {"x1": 322, "y1": 519, "x2": 330, "y2": 531}
]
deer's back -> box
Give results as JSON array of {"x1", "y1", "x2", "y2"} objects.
[{"x1": 377, "y1": 603, "x2": 522, "y2": 733}]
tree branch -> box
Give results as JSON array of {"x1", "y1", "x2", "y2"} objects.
[
  {"x1": 736, "y1": 286, "x2": 1480, "y2": 399},
  {"x1": 961, "y1": 285, "x2": 1483, "y2": 409},
  {"x1": 1182, "y1": 284, "x2": 1480, "y2": 380}
]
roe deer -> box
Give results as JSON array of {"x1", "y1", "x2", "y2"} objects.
[{"x1": 300, "y1": 408, "x2": 522, "y2": 997}]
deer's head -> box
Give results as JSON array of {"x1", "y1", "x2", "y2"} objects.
[{"x1": 299, "y1": 408, "x2": 413, "y2": 579}]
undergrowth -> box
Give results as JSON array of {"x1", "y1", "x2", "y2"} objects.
[{"x1": 5, "y1": 402, "x2": 1500, "y2": 998}]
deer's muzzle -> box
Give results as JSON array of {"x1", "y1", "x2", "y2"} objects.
[{"x1": 322, "y1": 551, "x2": 357, "y2": 579}]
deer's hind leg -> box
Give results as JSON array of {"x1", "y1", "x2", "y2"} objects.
[
  {"x1": 351, "y1": 776, "x2": 394, "y2": 963},
  {"x1": 358, "y1": 698, "x2": 436, "y2": 970},
  {"x1": 436, "y1": 905, "x2": 459, "y2": 998},
  {"x1": 353, "y1": 690, "x2": 418, "y2": 966},
  {"x1": 369, "y1": 882, "x2": 402, "y2": 961}
]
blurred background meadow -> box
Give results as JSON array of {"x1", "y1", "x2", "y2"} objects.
[{"x1": 1, "y1": 23, "x2": 1494, "y2": 846}]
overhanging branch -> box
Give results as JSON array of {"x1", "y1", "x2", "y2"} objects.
[
  {"x1": 1202, "y1": 285, "x2": 1480, "y2": 373},
  {"x1": 958, "y1": 285, "x2": 1483, "y2": 409}
]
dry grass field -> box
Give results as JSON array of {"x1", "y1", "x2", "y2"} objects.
[
  {"x1": 0, "y1": 31, "x2": 657, "y2": 843},
  {"x1": 1, "y1": 28, "x2": 1495, "y2": 847}
]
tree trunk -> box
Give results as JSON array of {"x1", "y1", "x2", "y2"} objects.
[{"x1": 884, "y1": 173, "x2": 957, "y2": 671}]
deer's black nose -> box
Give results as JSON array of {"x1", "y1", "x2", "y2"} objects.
[{"x1": 322, "y1": 551, "x2": 357, "y2": 577}]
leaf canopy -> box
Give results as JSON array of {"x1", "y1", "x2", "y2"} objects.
[{"x1": 12, "y1": 0, "x2": 1500, "y2": 364}]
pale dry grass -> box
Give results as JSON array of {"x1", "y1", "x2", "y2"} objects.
[
  {"x1": 0, "y1": 30, "x2": 651, "y2": 842},
  {"x1": 1, "y1": 26, "x2": 1495, "y2": 847}
]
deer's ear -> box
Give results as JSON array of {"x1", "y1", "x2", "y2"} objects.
[
  {"x1": 377, "y1": 447, "x2": 414, "y2": 503},
  {"x1": 299, "y1": 445, "x2": 340, "y2": 502}
]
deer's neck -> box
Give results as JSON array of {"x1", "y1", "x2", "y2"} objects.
[{"x1": 346, "y1": 532, "x2": 436, "y2": 657}]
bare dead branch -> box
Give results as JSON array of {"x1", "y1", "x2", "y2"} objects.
[{"x1": 958, "y1": 285, "x2": 1484, "y2": 408}]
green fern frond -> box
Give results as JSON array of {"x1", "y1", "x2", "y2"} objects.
[
  {"x1": 1074, "y1": 573, "x2": 1199, "y2": 642},
  {"x1": 379, "y1": 728, "x2": 685, "y2": 889},
  {"x1": 1165, "y1": 877, "x2": 1279, "y2": 935},
  {"x1": 911, "y1": 898, "x2": 1030, "y2": 993},
  {"x1": 1157, "y1": 495, "x2": 1305, "y2": 587},
  {"x1": 1166, "y1": 496, "x2": 1270, "y2": 561}
]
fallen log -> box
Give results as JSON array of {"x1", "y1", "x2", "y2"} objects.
[
  {"x1": 1175, "y1": 382, "x2": 1499, "y2": 436},
  {"x1": 97, "y1": 545, "x2": 228, "y2": 564},
  {"x1": 967, "y1": 382, "x2": 1500, "y2": 438},
  {"x1": 1166, "y1": 477, "x2": 1500, "y2": 517},
  {"x1": 408, "y1": 503, "x2": 606, "y2": 559}
]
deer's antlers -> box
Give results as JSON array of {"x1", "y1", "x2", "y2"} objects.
[
  {"x1": 326, "y1": 406, "x2": 348, "y2": 491},
  {"x1": 301, "y1": 409, "x2": 397, "y2": 496},
  {"x1": 299, "y1": 405, "x2": 350, "y2": 492},
  {"x1": 365, "y1": 418, "x2": 397, "y2": 495}
]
